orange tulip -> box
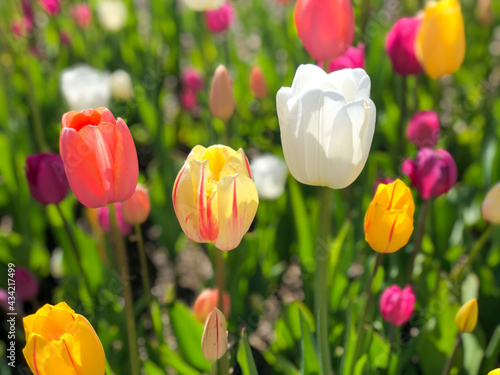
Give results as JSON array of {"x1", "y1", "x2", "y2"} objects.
[
  {"x1": 250, "y1": 66, "x2": 268, "y2": 99},
  {"x1": 59, "y1": 108, "x2": 138, "y2": 208},
  {"x1": 193, "y1": 288, "x2": 231, "y2": 322},
  {"x1": 122, "y1": 183, "x2": 151, "y2": 224}
]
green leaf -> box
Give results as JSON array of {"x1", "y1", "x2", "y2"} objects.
[
  {"x1": 156, "y1": 343, "x2": 200, "y2": 375},
  {"x1": 463, "y1": 332, "x2": 484, "y2": 375},
  {"x1": 143, "y1": 360, "x2": 165, "y2": 375},
  {"x1": 151, "y1": 300, "x2": 164, "y2": 340},
  {"x1": 285, "y1": 301, "x2": 315, "y2": 340},
  {"x1": 300, "y1": 311, "x2": 320, "y2": 375},
  {"x1": 237, "y1": 329, "x2": 258, "y2": 375},
  {"x1": 480, "y1": 325, "x2": 500, "y2": 374}
]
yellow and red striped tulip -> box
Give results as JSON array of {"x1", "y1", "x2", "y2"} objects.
[
  {"x1": 22, "y1": 302, "x2": 105, "y2": 375},
  {"x1": 172, "y1": 145, "x2": 259, "y2": 251}
]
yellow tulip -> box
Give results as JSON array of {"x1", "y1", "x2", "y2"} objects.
[
  {"x1": 172, "y1": 145, "x2": 259, "y2": 251},
  {"x1": 364, "y1": 179, "x2": 415, "y2": 253},
  {"x1": 23, "y1": 302, "x2": 105, "y2": 375},
  {"x1": 455, "y1": 298, "x2": 478, "y2": 333},
  {"x1": 488, "y1": 369, "x2": 500, "y2": 375},
  {"x1": 415, "y1": 0, "x2": 466, "y2": 79}
]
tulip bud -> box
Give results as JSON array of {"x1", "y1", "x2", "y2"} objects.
[
  {"x1": 13, "y1": 268, "x2": 39, "y2": 302},
  {"x1": 110, "y1": 69, "x2": 134, "y2": 102},
  {"x1": 379, "y1": 285, "x2": 415, "y2": 326},
  {"x1": 487, "y1": 369, "x2": 500, "y2": 375},
  {"x1": 180, "y1": 90, "x2": 198, "y2": 111},
  {"x1": 23, "y1": 302, "x2": 106, "y2": 374},
  {"x1": 385, "y1": 17, "x2": 422, "y2": 76},
  {"x1": 250, "y1": 154, "x2": 288, "y2": 200},
  {"x1": 455, "y1": 298, "x2": 478, "y2": 333},
  {"x1": 365, "y1": 179, "x2": 415, "y2": 253},
  {"x1": 11, "y1": 17, "x2": 33, "y2": 38},
  {"x1": 294, "y1": 0, "x2": 354, "y2": 62},
  {"x1": 25, "y1": 153, "x2": 70, "y2": 206},
  {"x1": 182, "y1": 68, "x2": 204, "y2": 92},
  {"x1": 249, "y1": 67, "x2": 268, "y2": 99},
  {"x1": 97, "y1": 0, "x2": 128, "y2": 32},
  {"x1": 122, "y1": 184, "x2": 151, "y2": 224},
  {"x1": 39, "y1": 0, "x2": 60, "y2": 15},
  {"x1": 205, "y1": 2, "x2": 235, "y2": 33},
  {"x1": 406, "y1": 111, "x2": 440, "y2": 149},
  {"x1": 402, "y1": 148, "x2": 457, "y2": 200},
  {"x1": 328, "y1": 44, "x2": 365, "y2": 72},
  {"x1": 201, "y1": 307, "x2": 228, "y2": 361},
  {"x1": 193, "y1": 289, "x2": 231, "y2": 322},
  {"x1": 209, "y1": 65, "x2": 235, "y2": 121},
  {"x1": 98, "y1": 202, "x2": 132, "y2": 236},
  {"x1": 415, "y1": 0, "x2": 466, "y2": 79},
  {"x1": 482, "y1": 183, "x2": 500, "y2": 224},
  {"x1": 71, "y1": 3, "x2": 92, "y2": 29}
]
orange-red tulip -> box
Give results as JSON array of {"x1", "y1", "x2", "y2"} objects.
[
  {"x1": 60, "y1": 108, "x2": 138, "y2": 208},
  {"x1": 250, "y1": 66, "x2": 268, "y2": 99},
  {"x1": 193, "y1": 288, "x2": 231, "y2": 322},
  {"x1": 122, "y1": 184, "x2": 151, "y2": 224},
  {"x1": 294, "y1": 0, "x2": 354, "y2": 62}
]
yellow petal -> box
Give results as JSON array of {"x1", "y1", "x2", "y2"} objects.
[
  {"x1": 219, "y1": 148, "x2": 252, "y2": 180},
  {"x1": 23, "y1": 333, "x2": 77, "y2": 375},
  {"x1": 74, "y1": 315, "x2": 106, "y2": 375},
  {"x1": 487, "y1": 369, "x2": 500, "y2": 375},
  {"x1": 455, "y1": 298, "x2": 478, "y2": 333},
  {"x1": 201, "y1": 308, "x2": 228, "y2": 361}
]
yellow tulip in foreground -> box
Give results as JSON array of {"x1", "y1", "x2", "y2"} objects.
[
  {"x1": 415, "y1": 0, "x2": 466, "y2": 79},
  {"x1": 488, "y1": 369, "x2": 500, "y2": 375},
  {"x1": 455, "y1": 298, "x2": 478, "y2": 333},
  {"x1": 364, "y1": 179, "x2": 415, "y2": 253},
  {"x1": 23, "y1": 302, "x2": 105, "y2": 375},
  {"x1": 173, "y1": 145, "x2": 259, "y2": 251}
]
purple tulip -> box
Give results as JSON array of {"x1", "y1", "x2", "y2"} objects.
[
  {"x1": 402, "y1": 148, "x2": 457, "y2": 199},
  {"x1": 379, "y1": 285, "x2": 415, "y2": 326},
  {"x1": 25, "y1": 153, "x2": 70, "y2": 205},
  {"x1": 0, "y1": 289, "x2": 10, "y2": 312},
  {"x1": 385, "y1": 17, "x2": 422, "y2": 76},
  {"x1": 98, "y1": 202, "x2": 133, "y2": 236},
  {"x1": 13, "y1": 267, "x2": 39, "y2": 302},
  {"x1": 328, "y1": 44, "x2": 365, "y2": 72},
  {"x1": 406, "y1": 111, "x2": 440, "y2": 149}
]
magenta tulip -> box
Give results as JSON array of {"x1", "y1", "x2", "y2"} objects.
[
  {"x1": 328, "y1": 44, "x2": 365, "y2": 72},
  {"x1": 13, "y1": 268, "x2": 39, "y2": 302},
  {"x1": 380, "y1": 285, "x2": 415, "y2": 326},
  {"x1": 39, "y1": 0, "x2": 60, "y2": 15},
  {"x1": 98, "y1": 202, "x2": 133, "y2": 236},
  {"x1": 402, "y1": 148, "x2": 457, "y2": 199},
  {"x1": 205, "y1": 2, "x2": 235, "y2": 33},
  {"x1": 406, "y1": 111, "x2": 440, "y2": 149},
  {"x1": 182, "y1": 68, "x2": 204, "y2": 92},
  {"x1": 386, "y1": 17, "x2": 422, "y2": 76}
]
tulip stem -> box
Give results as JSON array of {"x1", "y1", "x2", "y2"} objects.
[
  {"x1": 385, "y1": 325, "x2": 397, "y2": 374},
  {"x1": 134, "y1": 223, "x2": 153, "y2": 311},
  {"x1": 314, "y1": 187, "x2": 332, "y2": 375},
  {"x1": 442, "y1": 334, "x2": 461, "y2": 375},
  {"x1": 405, "y1": 199, "x2": 430, "y2": 285},
  {"x1": 353, "y1": 252, "x2": 384, "y2": 367},
  {"x1": 109, "y1": 204, "x2": 140, "y2": 375},
  {"x1": 397, "y1": 77, "x2": 407, "y2": 164},
  {"x1": 215, "y1": 248, "x2": 229, "y2": 374}
]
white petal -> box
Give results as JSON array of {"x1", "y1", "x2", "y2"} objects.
[
  {"x1": 250, "y1": 154, "x2": 288, "y2": 200},
  {"x1": 290, "y1": 64, "x2": 327, "y2": 95}
]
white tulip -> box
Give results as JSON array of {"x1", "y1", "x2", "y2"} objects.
[
  {"x1": 482, "y1": 182, "x2": 500, "y2": 224},
  {"x1": 97, "y1": 0, "x2": 128, "y2": 32},
  {"x1": 276, "y1": 64, "x2": 376, "y2": 189},
  {"x1": 60, "y1": 65, "x2": 111, "y2": 111},
  {"x1": 110, "y1": 69, "x2": 134, "y2": 102},
  {"x1": 250, "y1": 154, "x2": 288, "y2": 200},
  {"x1": 183, "y1": 0, "x2": 224, "y2": 11}
]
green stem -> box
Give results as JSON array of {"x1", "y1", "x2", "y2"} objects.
[
  {"x1": 385, "y1": 325, "x2": 397, "y2": 374},
  {"x1": 397, "y1": 77, "x2": 407, "y2": 164},
  {"x1": 361, "y1": 0, "x2": 371, "y2": 41},
  {"x1": 442, "y1": 334, "x2": 461, "y2": 375},
  {"x1": 215, "y1": 248, "x2": 229, "y2": 374},
  {"x1": 353, "y1": 252, "x2": 384, "y2": 365},
  {"x1": 405, "y1": 199, "x2": 430, "y2": 285},
  {"x1": 108, "y1": 204, "x2": 140, "y2": 375},
  {"x1": 134, "y1": 223, "x2": 153, "y2": 308},
  {"x1": 314, "y1": 187, "x2": 332, "y2": 375}
]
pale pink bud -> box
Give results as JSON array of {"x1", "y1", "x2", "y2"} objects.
[
  {"x1": 406, "y1": 111, "x2": 440, "y2": 149},
  {"x1": 201, "y1": 307, "x2": 228, "y2": 361},
  {"x1": 482, "y1": 182, "x2": 500, "y2": 224},
  {"x1": 72, "y1": 3, "x2": 93, "y2": 29},
  {"x1": 249, "y1": 66, "x2": 268, "y2": 99},
  {"x1": 209, "y1": 65, "x2": 234, "y2": 121},
  {"x1": 122, "y1": 184, "x2": 151, "y2": 224},
  {"x1": 379, "y1": 285, "x2": 415, "y2": 326},
  {"x1": 193, "y1": 289, "x2": 231, "y2": 322},
  {"x1": 205, "y1": 2, "x2": 235, "y2": 34}
]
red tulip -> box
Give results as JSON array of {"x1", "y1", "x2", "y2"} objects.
[
  {"x1": 59, "y1": 108, "x2": 138, "y2": 208},
  {"x1": 294, "y1": 0, "x2": 354, "y2": 63}
]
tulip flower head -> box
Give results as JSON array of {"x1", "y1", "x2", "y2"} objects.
[
  {"x1": 250, "y1": 154, "x2": 288, "y2": 200},
  {"x1": 328, "y1": 44, "x2": 365, "y2": 72},
  {"x1": 172, "y1": 145, "x2": 259, "y2": 251},
  {"x1": 250, "y1": 66, "x2": 268, "y2": 99},
  {"x1": 11, "y1": 17, "x2": 33, "y2": 38},
  {"x1": 205, "y1": 2, "x2": 235, "y2": 33},
  {"x1": 184, "y1": 0, "x2": 224, "y2": 11},
  {"x1": 455, "y1": 298, "x2": 478, "y2": 333},
  {"x1": 209, "y1": 65, "x2": 235, "y2": 121},
  {"x1": 385, "y1": 17, "x2": 422, "y2": 76},
  {"x1": 122, "y1": 184, "x2": 151, "y2": 224},
  {"x1": 406, "y1": 111, "x2": 440, "y2": 149},
  {"x1": 201, "y1": 307, "x2": 228, "y2": 361},
  {"x1": 181, "y1": 90, "x2": 198, "y2": 111},
  {"x1": 0, "y1": 289, "x2": 10, "y2": 312},
  {"x1": 402, "y1": 148, "x2": 457, "y2": 200},
  {"x1": 97, "y1": 0, "x2": 128, "y2": 32},
  {"x1": 39, "y1": 0, "x2": 60, "y2": 15},
  {"x1": 25, "y1": 153, "x2": 70, "y2": 205},
  {"x1": 365, "y1": 179, "x2": 415, "y2": 253},
  {"x1": 110, "y1": 69, "x2": 134, "y2": 102},
  {"x1": 13, "y1": 267, "x2": 39, "y2": 302},
  {"x1": 488, "y1": 369, "x2": 500, "y2": 375},
  {"x1": 294, "y1": 0, "x2": 354, "y2": 62},
  {"x1": 182, "y1": 68, "x2": 204, "y2": 92},
  {"x1": 59, "y1": 108, "x2": 139, "y2": 208},
  {"x1": 23, "y1": 302, "x2": 105, "y2": 375},
  {"x1": 71, "y1": 3, "x2": 92, "y2": 29},
  {"x1": 415, "y1": 0, "x2": 466, "y2": 79},
  {"x1": 379, "y1": 285, "x2": 415, "y2": 326},
  {"x1": 482, "y1": 182, "x2": 500, "y2": 224},
  {"x1": 98, "y1": 202, "x2": 133, "y2": 236},
  {"x1": 193, "y1": 288, "x2": 231, "y2": 322},
  {"x1": 276, "y1": 64, "x2": 376, "y2": 189}
]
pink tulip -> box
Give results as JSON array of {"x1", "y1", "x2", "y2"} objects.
[
  {"x1": 0, "y1": 289, "x2": 10, "y2": 312},
  {"x1": 402, "y1": 148, "x2": 457, "y2": 199},
  {"x1": 205, "y1": 2, "x2": 235, "y2": 34},
  {"x1": 72, "y1": 3, "x2": 93, "y2": 29},
  {"x1": 60, "y1": 31, "x2": 71, "y2": 47},
  {"x1": 249, "y1": 67, "x2": 268, "y2": 99},
  {"x1": 13, "y1": 268, "x2": 39, "y2": 302},
  {"x1": 11, "y1": 17, "x2": 33, "y2": 38},
  {"x1": 39, "y1": 0, "x2": 60, "y2": 15},
  {"x1": 328, "y1": 44, "x2": 365, "y2": 72},
  {"x1": 406, "y1": 111, "x2": 440, "y2": 149},
  {"x1": 182, "y1": 68, "x2": 204, "y2": 92},
  {"x1": 180, "y1": 90, "x2": 198, "y2": 111},
  {"x1": 385, "y1": 17, "x2": 422, "y2": 76},
  {"x1": 98, "y1": 202, "x2": 133, "y2": 236},
  {"x1": 380, "y1": 285, "x2": 415, "y2": 326},
  {"x1": 294, "y1": 0, "x2": 354, "y2": 62}
]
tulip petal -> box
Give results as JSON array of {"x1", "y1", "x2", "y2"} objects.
[
  {"x1": 23, "y1": 334, "x2": 76, "y2": 375},
  {"x1": 74, "y1": 315, "x2": 106, "y2": 375},
  {"x1": 113, "y1": 118, "x2": 139, "y2": 202},
  {"x1": 290, "y1": 64, "x2": 327, "y2": 95},
  {"x1": 219, "y1": 149, "x2": 252, "y2": 180},
  {"x1": 201, "y1": 308, "x2": 228, "y2": 361}
]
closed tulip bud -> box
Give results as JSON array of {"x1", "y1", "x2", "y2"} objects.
[
  {"x1": 385, "y1": 17, "x2": 422, "y2": 76},
  {"x1": 23, "y1": 302, "x2": 105, "y2": 375},
  {"x1": 209, "y1": 65, "x2": 235, "y2": 121},
  {"x1": 184, "y1": 0, "x2": 224, "y2": 11},
  {"x1": 294, "y1": 0, "x2": 354, "y2": 62},
  {"x1": 415, "y1": 0, "x2": 466, "y2": 79},
  {"x1": 122, "y1": 184, "x2": 151, "y2": 224},
  {"x1": 379, "y1": 285, "x2": 415, "y2": 326},
  {"x1": 277, "y1": 64, "x2": 376, "y2": 189},
  {"x1": 488, "y1": 369, "x2": 500, "y2": 375},
  {"x1": 98, "y1": 202, "x2": 132, "y2": 236},
  {"x1": 182, "y1": 68, "x2": 204, "y2": 92},
  {"x1": 71, "y1": 3, "x2": 92, "y2": 29},
  {"x1": 97, "y1": 0, "x2": 128, "y2": 32},
  {"x1": 365, "y1": 179, "x2": 415, "y2": 253},
  {"x1": 406, "y1": 111, "x2": 440, "y2": 149},
  {"x1": 59, "y1": 108, "x2": 139, "y2": 208},
  {"x1": 205, "y1": 2, "x2": 235, "y2": 33},
  {"x1": 402, "y1": 148, "x2": 457, "y2": 200},
  {"x1": 249, "y1": 67, "x2": 268, "y2": 99},
  {"x1": 193, "y1": 289, "x2": 231, "y2": 322},
  {"x1": 201, "y1": 307, "x2": 228, "y2": 361},
  {"x1": 25, "y1": 153, "x2": 70, "y2": 205},
  {"x1": 39, "y1": 0, "x2": 60, "y2": 15},
  {"x1": 455, "y1": 298, "x2": 478, "y2": 333},
  {"x1": 110, "y1": 70, "x2": 134, "y2": 102},
  {"x1": 181, "y1": 90, "x2": 198, "y2": 111},
  {"x1": 172, "y1": 145, "x2": 259, "y2": 251},
  {"x1": 250, "y1": 154, "x2": 288, "y2": 200},
  {"x1": 328, "y1": 44, "x2": 365, "y2": 72},
  {"x1": 13, "y1": 268, "x2": 39, "y2": 302},
  {"x1": 482, "y1": 183, "x2": 500, "y2": 224}
]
